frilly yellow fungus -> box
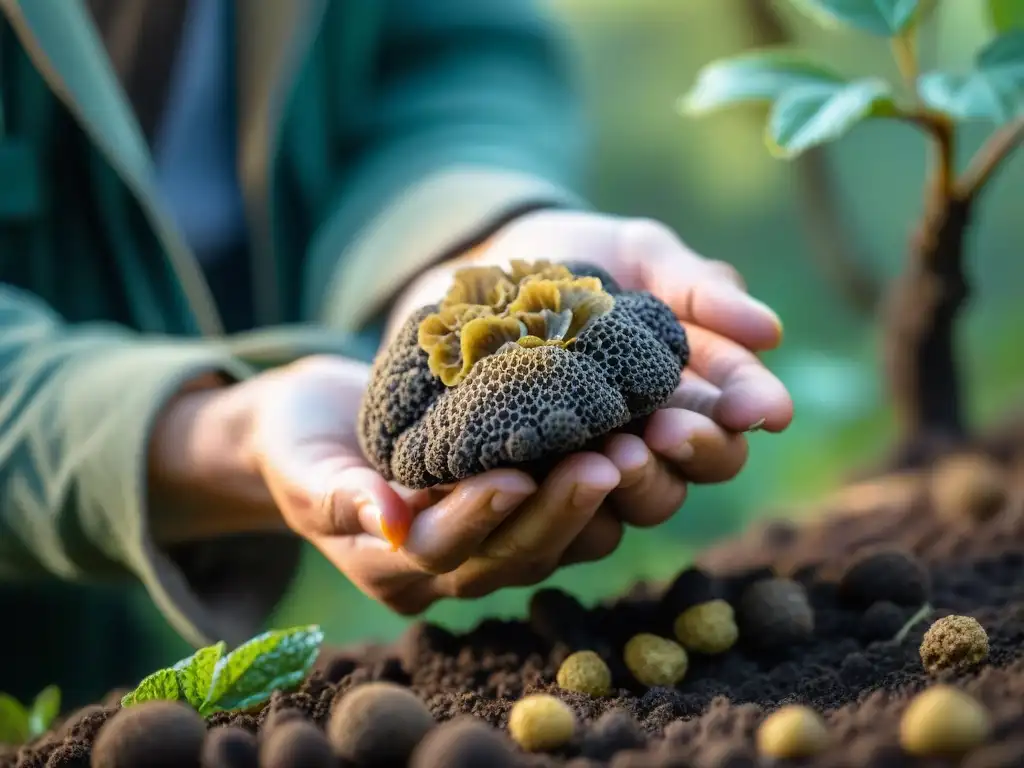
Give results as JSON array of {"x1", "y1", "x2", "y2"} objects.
[{"x1": 418, "y1": 263, "x2": 615, "y2": 386}]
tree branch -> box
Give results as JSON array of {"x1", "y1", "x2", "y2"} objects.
[
  {"x1": 958, "y1": 118, "x2": 1024, "y2": 204},
  {"x1": 902, "y1": 110, "x2": 956, "y2": 202},
  {"x1": 739, "y1": 0, "x2": 882, "y2": 315}
]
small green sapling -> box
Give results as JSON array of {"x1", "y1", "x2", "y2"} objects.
[
  {"x1": 681, "y1": 0, "x2": 1024, "y2": 467},
  {"x1": 0, "y1": 686, "x2": 61, "y2": 745},
  {"x1": 120, "y1": 624, "x2": 323, "y2": 717}
]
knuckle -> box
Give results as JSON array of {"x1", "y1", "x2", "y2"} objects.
[
  {"x1": 406, "y1": 550, "x2": 462, "y2": 577},
  {"x1": 704, "y1": 259, "x2": 746, "y2": 290},
  {"x1": 513, "y1": 557, "x2": 559, "y2": 588},
  {"x1": 620, "y1": 218, "x2": 677, "y2": 254},
  {"x1": 445, "y1": 573, "x2": 491, "y2": 600}
]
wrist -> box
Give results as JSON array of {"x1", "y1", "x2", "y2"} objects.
[{"x1": 147, "y1": 374, "x2": 285, "y2": 545}]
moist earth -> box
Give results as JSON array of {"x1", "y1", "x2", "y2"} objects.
[{"x1": 5, "y1": 438, "x2": 1024, "y2": 768}]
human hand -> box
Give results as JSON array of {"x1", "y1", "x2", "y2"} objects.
[
  {"x1": 238, "y1": 356, "x2": 636, "y2": 613},
  {"x1": 386, "y1": 210, "x2": 794, "y2": 543}
]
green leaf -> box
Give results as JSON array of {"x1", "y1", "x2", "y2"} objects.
[
  {"x1": 202, "y1": 626, "x2": 323, "y2": 715},
  {"x1": 121, "y1": 669, "x2": 181, "y2": 708},
  {"x1": 918, "y1": 30, "x2": 1024, "y2": 123},
  {"x1": 27, "y1": 686, "x2": 60, "y2": 737},
  {"x1": 173, "y1": 641, "x2": 226, "y2": 710},
  {"x1": 788, "y1": 0, "x2": 920, "y2": 36},
  {"x1": 766, "y1": 78, "x2": 896, "y2": 156},
  {"x1": 681, "y1": 50, "x2": 847, "y2": 115},
  {"x1": 0, "y1": 695, "x2": 29, "y2": 746},
  {"x1": 987, "y1": 0, "x2": 1024, "y2": 34}
]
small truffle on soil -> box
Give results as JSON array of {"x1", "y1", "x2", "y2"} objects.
[
  {"x1": 508, "y1": 694, "x2": 576, "y2": 752},
  {"x1": 202, "y1": 726, "x2": 258, "y2": 768},
  {"x1": 258, "y1": 720, "x2": 333, "y2": 768},
  {"x1": 920, "y1": 615, "x2": 990, "y2": 674},
  {"x1": 623, "y1": 633, "x2": 689, "y2": 687},
  {"x1": 756, "y1": 705, "x2": 830, "y2": 758},
  {"x1": 326, "y1": 681, "x2": 434, "y2": 766},
  {"x1": 557, "y1": 651, "x2": 613, "y2": 697},
  {"x1": 579, "y1": 709, "x2": 647, "y2": 762},
  {"x1": 91, "y1": 701, "x2": 206, "y2": 768},
  {"x1": 900, "y1": 685, "x2": 992, "y2": 755},
  {"x1": 673, "y1": 599, "x2": 739, "y2": 654},
  {"x1": 736, "y1": 578, "x2": 814, "y2": 649},
  {"x1": 409, "y1": 716, "x2": 517, "y2": 768},
  {"x1": 859, "y1": 600, "x2": 912, "y2": 643},
  {"x1": 837, "y1": 549, "x2": 930, "y2": 608}
]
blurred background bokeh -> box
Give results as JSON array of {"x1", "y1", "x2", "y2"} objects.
[{"x1": 145, "y1": 0, "x2": 1024, "y2": 661}]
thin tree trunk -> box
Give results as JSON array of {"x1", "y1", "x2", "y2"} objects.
[{"x1": 882, "y1": 190, "x2": 973, "y2": 467}]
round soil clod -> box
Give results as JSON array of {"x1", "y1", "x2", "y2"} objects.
[
  {"x1": 580, "y1": 709, "x2": 647, "y2": 762},
  {"x1": 837, "y1": 549, "x2": 930, "y2": 608},
  {"x1": 91, "y1": 701, "x2": 206, "y2": 768},
  {"x1": 202, "y1": 726, "x2": 258, "y2": 768},
  {"x1": 657, "y1": 566, "x2": 719, "y2": 617},
  {"x1": 409, "y1": 716, "x2": 517, "y2": 768},
  {"x1": 327, "y1": 682, "x2": 434, "y2": 766},
  {"x1": 859, "y1": 600, "x2": 911, "y2": 643},
  {"x1": 736, "y1": 577, "x2": 814, "y2": 650},
  {"x1": 258, "y1": 720, "x2": 332, "y2": 768}
]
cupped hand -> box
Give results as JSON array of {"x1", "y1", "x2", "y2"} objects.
[
  {"x1": 246, "y1": 356, "x2": 640, "y2": 614},
  {"x1": 386, "y1": 210, "x2": 795, "y2": 537}
]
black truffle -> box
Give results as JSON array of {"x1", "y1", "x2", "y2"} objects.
[
  {"x1": 837, "y1": 550, "x2": 930, "y2": 608},
  {"x1": 580, "y1": 710, "x2": 647, "y2": 761},
  {"x1": 258, "y1": 720, "x2": 332, "y2": 768},
  {"x1": 202, "y1": 726, "x2": 258, "y2": 768},
  {"x1": 327, "y1": 682, "x2": 434, "y2": 767},
  {"x1": 91, "y1": 701, "x2": 206, "y2": 768},
  {"x1": 737, "y1": 578, "x2": 814, "y2": 650},
  {"x1": 658, "y1": 567, "x2": 720, "y2": 618},
  {"x1": 409, "y1": 716, "x2": 516, "y2": 768},
  {"x1": 358, "y1": 263, "x2": 686, "y2": 488},
  {"x1": 859, "y1": 601, "x2": 911, "y2": 643}
]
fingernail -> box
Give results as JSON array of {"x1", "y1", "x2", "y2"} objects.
[
  {"x1": 378, "y1": 506, "x2": 411, "y2": 551},
  {"x1": 572, "y1": 484, "x2": 611, "y2": 508},
  {"x1": 618, "y1": 456, "x2": 650, "y2": 489},
  {"x1": 492, "y1": 490, "x2": 531, "y2": 514},
  {"x1": 663, "y1": 441, "x2": 695, "y2": 463},
  {"x1": 746, "y1": 294, "x2": 783, "y2": 330},
  {"x1": 746, "y1": 417, "x2": 767, "y2": 433}
]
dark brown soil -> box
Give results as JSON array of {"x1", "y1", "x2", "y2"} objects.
[{"x1": 4, "y1": 443, "x2": 1024, "y2": 768}]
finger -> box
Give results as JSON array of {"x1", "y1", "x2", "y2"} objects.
[
  {"x1": 644, "y1": 409, "x2": 749, "y2": 484},
  {"x1": 258, "y1": 435, "x2": 413, "y2": 548},
  {"x1": 684, "y1": 324, "x2": 794, "y2": 433},
  {"x1": 603, "y1": 432, "x2": 689, "y2": 527},
  {"x1": 558, "y1": 506, "x2": 625, "y2": 566},
  {"x1": 437, "y1": 453, "x2": 620, "y2": 598},
  {"x1": 313, "y1": 534, "x2": 438, "y2": 616},
  {"x1": 662, "y1": 370, "x2": 723, "y2": 420},
  {"x1": 399, "y1": 470, "x2": 536, "y2": 574},
  {"x1": 617, "y1": 220, "x2": 782, "y2": 350},
  {"x1": 660, "y1": 272, "x2": 783, "y2": 352}
]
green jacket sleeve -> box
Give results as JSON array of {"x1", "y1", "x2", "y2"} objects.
[
  {"x1": 0, "y1": 285, "x2": 299, "y2": 648},
  {"x1": 305, "y1": 0, "x2": 590, "y2": 331}
]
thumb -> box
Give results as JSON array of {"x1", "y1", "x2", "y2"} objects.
[{"x1": 258, "y1": 439, "x2": 414, "y2": 549}]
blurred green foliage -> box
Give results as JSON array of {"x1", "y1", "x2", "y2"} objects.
[{"x1": 156, "y1": 0, "x2": 1024, "y2": 660}]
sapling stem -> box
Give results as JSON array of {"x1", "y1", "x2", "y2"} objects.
[
  {"x1": 891, "y1": 31, "x2": 920, "y2": 99},
  {"x1": 958, "y1": 117, "x2": 1024, "y2": 203},
  {"x1": 893, "y1": 602, "x2": 933, "y2": 644}
]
